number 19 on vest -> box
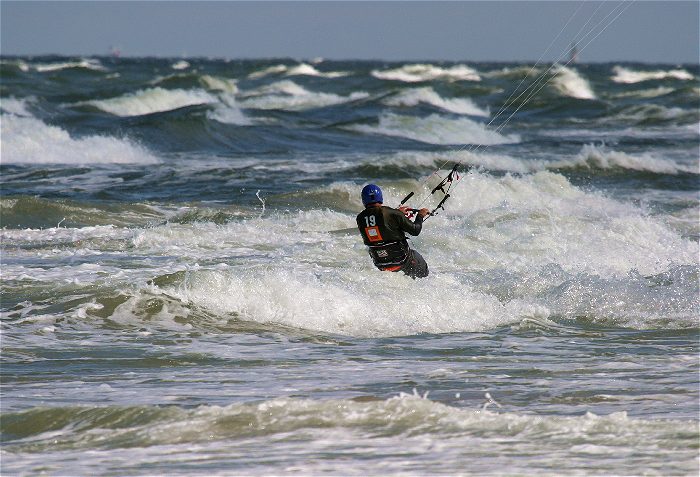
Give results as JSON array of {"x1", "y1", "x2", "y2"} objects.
[{"x1": 364, "y1": 215, "x2": 383, "y2": 242}]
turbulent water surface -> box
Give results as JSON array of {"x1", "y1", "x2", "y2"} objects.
[{"x1": 1, "y1": 56, "x2": 699, "y2": 476}]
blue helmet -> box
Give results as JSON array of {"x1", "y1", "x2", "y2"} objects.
[{"x1": 361, "y1": 184, "x2": 383, "y2": 205}]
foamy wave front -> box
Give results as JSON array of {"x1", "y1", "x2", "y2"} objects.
[
  {"x1": 0, "y1": 115, "x2": 160, "y2": 165},
  {"x1": 83, "y1": 87, "x2": 219, "y2": 116},
  {"x1": 285, "y1": 63, "x2": 347, "y2": 78},
  {"x1": 5, "y1": 395, "x2": 695, "y2": 461},
  {"x1": 171, "y1": 60, "x2": 190, "y2": 70},
  {"x1": 0, "y1": 96, "x2": 33, "y2": 117},
  {"x1": 558, "y1": 144, "x2": 698, "y2": 175},
  {"x1": 247, "y1": 63, "x2": 347, "y2": 79},
  {"x1": 551, "y1": 65, "x2": 596, "y2": 100},
  {"x1": 32, "y1": 58, "x2": 107, "y2": 73},
  {"x1": 384, "y1": 87, "x2": 489, "y2": 116},
  {"x1": 171, "y1": 267, "x2": 538, "y2": 336},
  {"x1": 248, "y1": 64, "x2": 288, "y2": 79},
  {"x1": 239, "y1": 80, "x2": 368, "y2": 111},
  {"x1": 372, "y1": 64, "x2": 481, "y2": 82},
  {"x1": 611, "y1": 66, "x2": 694, "y2": 84},
  {"x1": 200, "y1": 75, "x2": 239, "y2": 94},
  {"x1": 365, "y1": 145, "x2": 698, "y2": 176},
  {"x1": 345, "y1": 113, "x2": 519, "y2": 145},
  {"x1": 429, "y1": 171, "x2": 696, "y2": 276}
]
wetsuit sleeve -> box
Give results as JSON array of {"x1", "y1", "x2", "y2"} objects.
[{"x1": 390, "y1": 208, "x2": 423, "y2": 236}]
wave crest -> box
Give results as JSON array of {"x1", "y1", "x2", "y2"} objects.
[
  {"x1": 82, "y1": 87, "x2": 219, "y2": 117},
  {"x1": 0, "y1": 114, "x2": 160, "y2": 165},
  {"x1": 372, "y1": 64, "x2": 481, "y2": 82},
  {"x1": 611, "y1": 66, "x2": 694, "y2": 84},
  {"x1": 385, "y1": 87, "x2": 489, "y2": 116},
  {"x1": 345, "y1": 113, "x2": 519, "y2": 145},
  {"x1": 551, "y1": 65, "x2": 596, "y2": 100}
]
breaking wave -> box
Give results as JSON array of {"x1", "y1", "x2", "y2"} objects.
[
  {"x1": 31, "y1": 58, "x2": 107, "y2": 73},
  {"x1": 384, "y1": 87, "x2": 489, "y2": 116},
  {"x1": 0, "y1": 114, "x2": 160, "y2": 165},
  {"x1": 551, "y1": 65, "x2": 596, "y2": 100},
  {"x1": 372, "y1": 63, "x2": 481, "y2": 82},
  {"x1": 82, "y1": 87, "x2": 219, "y2": 117},
  {"x1": 558, "y1": 144, "x2": 699, "y2": 175},
  {"x1": 239, "y1": 80, "x2": 368, "y2": 111},
  {"x1": 247, "y1": 63, "x2": 346, "y2": 79},
  {"x1": 611, "y1": 65, "x2": 695, "y2": 84},
  {"x1": 345, "y1": 113, "x2": 518, "y2": 145}
]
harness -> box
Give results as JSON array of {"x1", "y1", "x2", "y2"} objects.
[{"x1": 367, "y1": 239, "x2": 411, "y2": 271}]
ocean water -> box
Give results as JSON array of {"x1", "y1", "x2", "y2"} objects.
[{"x1": 1, "y1": 56, "x2": 698, "y2": 476}]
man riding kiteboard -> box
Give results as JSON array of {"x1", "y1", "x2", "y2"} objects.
[{"x1": 356, "y1": 184, "x2": 430, "y2": 279}]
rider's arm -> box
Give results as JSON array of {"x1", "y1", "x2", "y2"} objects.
[{"x1": 393, "y1": 208, "x2": 425, "y2": 236}]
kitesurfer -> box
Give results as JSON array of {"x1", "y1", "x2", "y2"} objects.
[{"x1": 356, "y1": 184, "x2": 430, "y2": 279}]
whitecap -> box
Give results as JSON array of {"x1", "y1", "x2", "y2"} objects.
[
  {"x1": 345, "y1": 113, "x2": 519, "y2": 145},
  {"x1": 82, "y1": 87, "x2": 218, "y2": 117},
  {"x1": 171, "y1": 60, "x2": 190, "y2": 70},
  {"x1": 0, "y1": 96, "x2": 33, "y2": 117},
  {"x1": 285, "y1": 63, "x2": 347, "y2": 78},
  {"x1": 199, "y1": 75, "x2": 238, "y2": 94},
  {"x1": 551, "y1": 65, "x2": 596, "y2": 100},
  {"x1": 554, "y1": 143, "x2": 698, "y2": 175},
  {"x1": 33, "y1": 58, "x2": 107, "y2": 73},
  {"x1": 372, "y1": 63, "x2": 481, "y2": 82},
  {"x1": 384, "y1": 87, "x2": 489, "y2": 117},
  {"x1": 611, "y1": 65, "x2": 694, "y2": 83},
  {"x1": 0, "y1": 114, "x2": 160, "y2": 165},
  {"x1": 248, "y1": 64, "x2": 288, "y2": 79},
  {"x1": 239, "y1": 80, "x2": 368, "y2": 111}
]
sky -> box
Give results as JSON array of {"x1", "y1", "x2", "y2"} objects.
[{"x1": 1, "y1": 1, "x2": 698, "y2": 63}]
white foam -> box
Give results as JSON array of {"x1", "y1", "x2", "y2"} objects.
[
  {"x1": 372, "y1": 64, "x2": 481, "y2": 82},
  {"x1": 83, "y1": 88, "x2": 218, "y2": 117},
  {"x1": 241, "y1": 80, "x2": 308, "y2": 97},
  {"x1": 200, "y1": 75, "x2": 238, "y2": 94},
  {"x1": 285, "y1": 63, "x2": 347, "y2": 78},
  {"x1": 613, "y1": 86, "x2": 675, "y2": 99},
  {"x1": 6, "y1": 168, "x2": 693, "y2": 334},
  {"x1": 169, "y1": 258, "x2": 543, "y2": 338},
  {"x1": 551, "y1": 65, "x2": 596, "y2": 100},
  {"x1": 557, "y1": 144, "x2": 698, "y2": 175},
  {"x1": 190, "y1": 77, "x2": 251, "y2": 124},
  {"x1": 32, "y1": 58, "x2": 107, "y2": 73},
  {"x1": 425, "y1": 170, "x2": 697, "y2": 278},
  {"x1": 239, "y1": 80, "x2": 368, "y2": 111},
  {"x1": 345, "y1": 113, "x2": 519, "y2": 145},
  {"x1": 483, "y1": 66, "x2": 542, "y2": 79},
  {"x1": 538, "y1": 124, "x2": 699, "y2": 141},
  {"x1": 0, "y1": 114, "x2": 160, "y2": 165},
  {"x1": 368, "y1": 145, "x2": 698, "y2": 175},
  {"x1": 127, "y1": 171, "x2": 695, "y2": 334},
  {"x1": 171, "y1": 60, "x2": 190, "y2": 71},
  {"x1": 359, "y1": 150, "x2": 540, "y2": 174},
  {"x1": 207, "y1": 93, "x2": 252, "y2": 126},
  {"x1": 246, "y1": 63, "x2": 346, "y2": 80},
  {"x1": 611, "y1": 65, "x2": 694, "y2": 83},
  {"x1": 0, "y1": 59, "x2": 30, "y2": 72},
  {"x1": 0, "y1": 96, "x2": 33, "y2": 117},
  {"x1": 247, "y1": 64, "x2": 288, "y2": 79},
  {"x1": 608, "y1": 104, "x2": 692, "y2": 124},
  {"x1": 384, "y1": 87, "x2": 489, "y2": 117},
  {"x1": 3, "y1": 396, "x2": 696, "y2": 476}
]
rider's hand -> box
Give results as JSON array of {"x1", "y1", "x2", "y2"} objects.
[
  {"x1": 417, "y1": 208, "x2": 430, "y2": 218},
  {"x1": 399, "y1": 206, "x2": 413, "y2": 218}
]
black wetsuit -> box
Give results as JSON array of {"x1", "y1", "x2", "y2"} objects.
[{"x1": 356, "y1": 205, "x2": 429, "y2": 279}]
